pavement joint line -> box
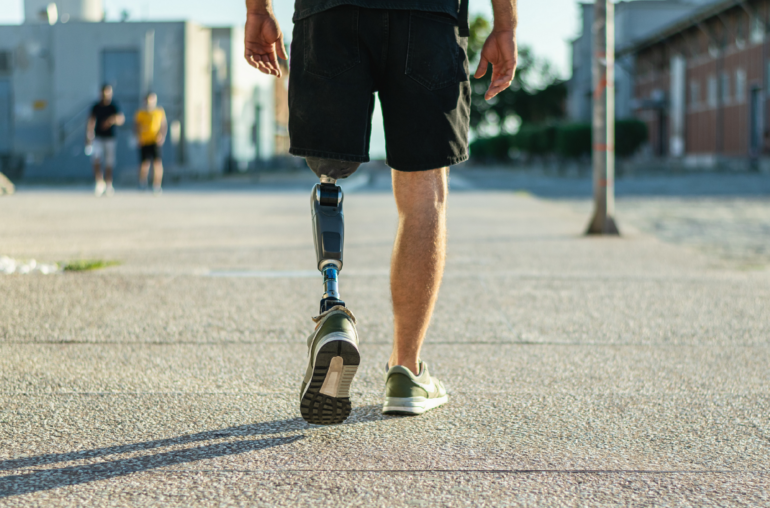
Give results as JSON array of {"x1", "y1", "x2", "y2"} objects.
[
  {"x1": 197, "y1": 270, "x2": 766, "y2": 283},
  {"x1": 50, "y1": 268, "x2": 768, "y2": 282},
  {"x1": 3, "y1": 341, "x2": 769, "y2": 347},
  {"x1": 94, "y1": 469, "x2": 770, "y2": 475},
  {"x1": 2, "y1": 390, "x2": 765, "y2": 396}
]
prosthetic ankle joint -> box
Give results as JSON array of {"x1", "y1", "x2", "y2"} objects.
[{"x1": 312, "y1": 176, "x2": 346, "y2": 313}]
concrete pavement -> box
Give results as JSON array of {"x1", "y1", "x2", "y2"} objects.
[{"x1": 0, "y1": 171, "x2": 768, "y2": 506}]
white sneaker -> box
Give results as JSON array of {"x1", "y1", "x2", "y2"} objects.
[
  {"x1": 94, "y1": 181, "x2": 107, "y2": 197},
  {"x1": 105, "y1": 183, "x2": 115, "y2": 197},
  {"x1": 153, "y1": 186, "x2": 162, "y2": 196}
]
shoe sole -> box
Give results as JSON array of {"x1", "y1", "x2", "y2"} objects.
[
  {"x1": 300, "y1": 333, "x2": 360, "y2": 425},
  {"x1": 382, "y1": 395, "x2": 449, "y2": 416}
]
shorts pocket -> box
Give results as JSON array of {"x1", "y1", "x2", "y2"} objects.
[
  {"x1": 303, "y1": 6, "x2": 361, "y2": 78},
  {"x1": 405, "y1": 11, "x2": 461, "y2": 90}
]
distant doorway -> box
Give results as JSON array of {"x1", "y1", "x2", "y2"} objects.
[
  {"x1": 0, "y1": 80, "x2": 11, "y2": 154},
  {"x1": 102, "y1": 49, "x2": 140, "y2": 169},
  {"x1": 749, "y1": 86, "x2": 762, "y2": 156}
]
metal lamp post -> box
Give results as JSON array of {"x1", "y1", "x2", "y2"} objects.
[{"x1": 587, "y1": 0, "x2": 620, "y2": 235}]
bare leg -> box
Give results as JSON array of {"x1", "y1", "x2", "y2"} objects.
[
  {"x1": 93, "y1": 161, "x2": 103, "y2": 183},
  {"x1": 104, "y1": 166, "x2": 113, "y2": 186},
  {"x1": 388, "y1": 167, "x2": 448, "y2": 375},
  {"x1": 152, "y1": 160, "x2": 164, "y2": 189},
  {"x1": 139, "y1": 161, "x2": 151, "y2": 187}
]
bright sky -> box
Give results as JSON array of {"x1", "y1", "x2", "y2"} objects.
[{"x1": 0, "y1": 0, "x2": 579, "y2": 77}]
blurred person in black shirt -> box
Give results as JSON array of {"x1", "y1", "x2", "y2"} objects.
[{"x1": 86, "y1": 85, "x2": 125, "y2": 197}]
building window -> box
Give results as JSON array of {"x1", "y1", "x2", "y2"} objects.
[
  {"x1": 721, "y1": 71, "x2": 730, "y2": 103},
  {"x1": 736, "y1": 69, "x2": 746, "y2": 103},
  {"x1": 751, "y1": 16, "x2": 765, "y2": 43},
  {"x1": 708, "y1": 75, "x2": 718, "y2": 107},
  {"x1": 736, "y1": 13, "x2": 746, "y2": 48},
  {"x1": 690, "y1": 80, "x2": 700, "y2": 108}
]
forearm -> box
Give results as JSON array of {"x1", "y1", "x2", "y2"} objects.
[
  {"x1": 86, "y1": 118, "x2": 95, "y2": 138},
  {"x1": 491, "y1": 0, "x2": 517, "y2": 31},
  {"x1": 246, "y1": 0, "x2": 272, "y2": 14}
]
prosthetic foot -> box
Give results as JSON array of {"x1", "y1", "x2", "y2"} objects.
[{"x1": 301, "y1": 168, "x2": 361, "y2": 425}]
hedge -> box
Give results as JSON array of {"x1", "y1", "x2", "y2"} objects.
[
  {"x1": 615, "y1": 120, "x2": 649, "y2": 157},
  {"x1": 555, "y1": 124, "x2": 591, "y2": 158},
  {"x1": 470, "y1": 120, "x2": 648, "y2": 161}
]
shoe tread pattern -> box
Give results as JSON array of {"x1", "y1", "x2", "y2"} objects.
[{"x1": 301, "y1": 339, "x2": 359, "y2": 425}]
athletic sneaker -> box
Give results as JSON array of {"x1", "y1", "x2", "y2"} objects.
[
  {"x1": 300, "y1": 306, "x2": 360, "y2": 425},
  {"x1": 382, "y1": 361, "x2": 448, "y2": 415},
  {"x1": 153, "y1": 186, "x2": 162, "y2": 196},
  {"x1": 105, "y1": 183, "x2": 115, "y2": 197},
  {"x1": 94, "y1": 180, "x2": 106, "y2": 197}
]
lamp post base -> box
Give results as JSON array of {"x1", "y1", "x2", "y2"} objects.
[{"x1": 586, "y1": 214, "x2": 620, "y2": 236}]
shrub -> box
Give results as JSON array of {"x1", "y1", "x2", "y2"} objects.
[
  {"x1": 555, "y1": 123, "x2": 592, "y2": 158},
  {"x1": 512, "y1": 125, "x2": 557, "y2": 155},
  {"x1": 469, "y1": 134, "x2": 514, "y2": 161},
  {"x1": 469, "y1": 119, "x2": 648, "y2": 162},
  {"x1": 615, "y1": 119, "x2": 648, "y2": 157}
]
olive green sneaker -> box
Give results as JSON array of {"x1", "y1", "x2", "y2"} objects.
[
  {"x1": 300, "y1": 306, "x2": 360, "y2": 425},
  {"x1": 382, "y1": 361, "x2": 448, "y2": 415}
]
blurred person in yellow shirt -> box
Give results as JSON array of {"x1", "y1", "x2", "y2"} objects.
[{"x1": 134, "y1": 93, "x2": 168, "y2": 194}]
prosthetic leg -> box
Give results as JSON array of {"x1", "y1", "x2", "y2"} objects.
[
  {"x1": 300, "y1": 159, "x2": 362, "y2": 425},
  {"x1": 312, "y1": 178, "x2": 346, "y2": 312},
  {"x1": 308, "y1": 157, "x2": 360, "y2": 313}
]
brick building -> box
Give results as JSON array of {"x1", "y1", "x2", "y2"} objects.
[{"x1": 630, "y1": 0, "x2": 770, "y2": 166}]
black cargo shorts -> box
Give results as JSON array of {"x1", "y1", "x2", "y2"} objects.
[{"x1": 288, "y1": 6, "x2": 471, "y2": 172}]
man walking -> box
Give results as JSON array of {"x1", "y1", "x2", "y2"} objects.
[
  {"x1": 86, "y1": 85, "x2": 125, "y2": 197},
  {"x1": 245, "y1": 0, "x2": 516, "y2": 424},
  {"x1": 134, "y1": 92, "x2": 168, "y2": 194}
]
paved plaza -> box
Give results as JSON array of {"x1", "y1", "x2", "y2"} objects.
[{"x1": 0, "y1": 168, "x2": 768, "y2": 506}]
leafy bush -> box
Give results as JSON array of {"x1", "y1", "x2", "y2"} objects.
[
  {"x1": 555, "y1": 123, "x2": 592, "y2": 158},
  {"x1": 470, "y1": 119, "x2": 649, "y2": 161},
  {"x1": 512, "y1": 125, "x2": 557, "y2": 155},
  {"x1": 469, "y1": 134, "x2": 514, "y2": 161},
  {"x1": 615, "y1": 119, "x2": 648, "y2": 157}
]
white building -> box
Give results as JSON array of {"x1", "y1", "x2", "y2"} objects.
[{"x1": 0, "y1": 0, "x2": 287, "y2": 181}]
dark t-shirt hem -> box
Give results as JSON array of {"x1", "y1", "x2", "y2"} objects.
[{"x1": 293, "y1": 0, "x2": 459, "y2": 21}]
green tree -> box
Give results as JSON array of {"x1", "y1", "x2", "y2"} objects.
[{"x1": 468, "y1": 16, "x2": 567, "y2": 135}]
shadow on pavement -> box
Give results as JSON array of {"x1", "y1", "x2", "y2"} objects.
[
  {"x1": 0, "y1": 404, "x2": 385, "y2": 497},
  {"x1": 0, "y1": 436, "x2": 301, "y2": 497}
]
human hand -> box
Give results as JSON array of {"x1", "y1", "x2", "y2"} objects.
[
  {"x1": 245, "y1": 12, "x2": 288, "y2": 77},
  {"x1": 473, "y1": 30, "x2": 517, "y2": 100},
  {"x1": 102, "y1": 115, "x2": 121, "y2": 129}
]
